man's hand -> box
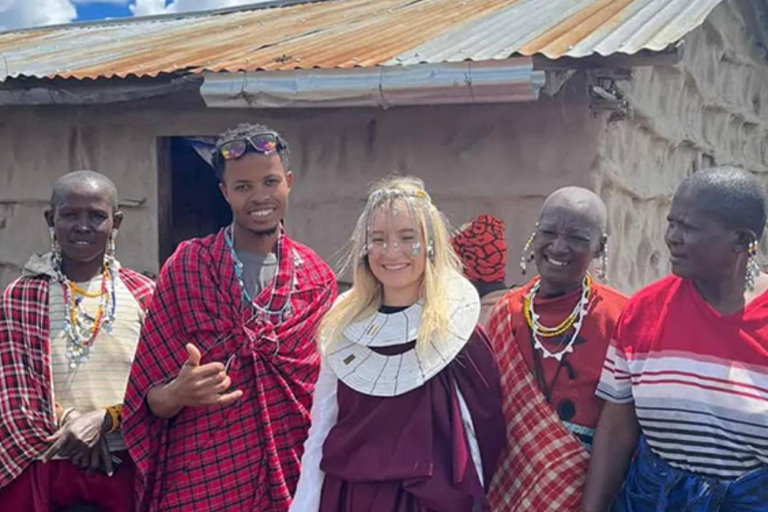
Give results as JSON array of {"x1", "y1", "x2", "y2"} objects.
[
  {"x1": 147, "y1": 343, "x2": 243, "y2": 419},
  {"x1": 89, "y1": 436, "x2": 115, "y2": 476},
  {"x1": 42, "y1": 409, "x2": 107, "y2": 465}
]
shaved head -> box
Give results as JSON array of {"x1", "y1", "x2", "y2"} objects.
[
  {"x1": 45, "y1": 170, "x2": 123, "y2": 279},
  {"x1": 540, "y1": 186, "x2": 608, "y2": 236},
  {"x1": 533, "y1": 186, "x2": 608, "y2": 295},
  {"x1": 51, "y1": 170, "x2": 118, "y2": 212},
  {"x1": 677, "y1": 166, "x2": 767, "y2": 238}
]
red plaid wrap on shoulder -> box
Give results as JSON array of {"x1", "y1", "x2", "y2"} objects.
[
  {"x1": 486, "y1": 293, "x2": 589, "y2": 512},
  {"x1": 0, "y1": 266, "x2": 154, "y2": 489},
  {"x1": 122, "y1": 229, "x2": 336, "y2": 512}
]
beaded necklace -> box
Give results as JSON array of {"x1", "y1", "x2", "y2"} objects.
[
  {"x1": 54, "y1": 259, "x2": 117, "y2": 368},
  {"x1": 523, "y1": 275, "x2": 591, "y2": 361},
  {"x1": 224, "y1": 225, "x2": 293, "y2": 322}
]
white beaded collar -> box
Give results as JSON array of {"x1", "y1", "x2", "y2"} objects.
[
  {"x1": 341, "y1": 301, "x2": 422, "y2": 347},
  {"x1": 323, "y1": 273, "x2": 480, "y2": 397}
]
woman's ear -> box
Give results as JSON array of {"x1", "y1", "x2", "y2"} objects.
[
  {"x1": 735, "y1": 229, "x2": 757, "y2": 253},
  {"x1": 44, "y1": 209, "x2": 55, "y2": 228},
  {"x1": 595, "y1": 233, "x2": 608, "y2": 259}
]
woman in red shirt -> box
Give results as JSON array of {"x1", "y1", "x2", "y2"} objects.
[
  {"x1": 583, "y1": 167, "x2": 768, "y2": 511},
  {"x1": 487, "y1": 186, "x2": 627, "y2": 512}
]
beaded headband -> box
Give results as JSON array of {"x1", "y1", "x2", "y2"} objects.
[{"x1": 356, "y1": 187, "x2": 436, "y2": 263}]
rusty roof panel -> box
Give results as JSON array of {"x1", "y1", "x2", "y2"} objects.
[
  {"x1": 0, "y1": 0, "x2": 725, "y2": 81},
  {"x1": 392, "y1": 0, "x2": 723, "y2": 64}
]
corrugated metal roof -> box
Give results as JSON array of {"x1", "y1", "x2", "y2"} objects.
[{"x1": 0, "y1": 0, "x2": 724, "y2": 81}]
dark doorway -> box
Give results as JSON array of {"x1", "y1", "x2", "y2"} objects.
[{"x1": 158, "y1": 137, "x2": 231, "y2": 265}]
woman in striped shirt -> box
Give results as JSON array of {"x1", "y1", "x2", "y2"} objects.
[{"x1": 581, "y1": 167, "x2": 768, "y2": 511}]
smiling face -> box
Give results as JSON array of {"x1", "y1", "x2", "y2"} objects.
[
  {"x1": 219, "y1": 152, "x2": 293, "y2": 236},
  {"x1": 367, "y1": 202, "x2": 427, "y2": 306},
  {"x1": 533, "y1": 205, "x2": 603, "y2": 296},
  {"x1": 45, "y1": 180, "x2": 122, "y2": 270}
]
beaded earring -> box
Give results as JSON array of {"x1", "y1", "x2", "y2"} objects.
[
  {"x1": 359, "y1": 225, "x2": 371, "y2": 265},
  {"x1": 746, "y1": 240, "x2": 761, "y2": 292},
  {"x1": 519, "y1": 224, "x2": 538, "y2": 274},
  {"x1": 105, "y1": 229, "x2": 118, "y2": 267},
  {"x1": 50, "y1": 227, "x2": 63, "y2": 271},
  {"x1": 597, "y1": 239, "x2": 609, "y2": 281}
]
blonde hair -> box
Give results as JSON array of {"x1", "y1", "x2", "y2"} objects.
[{"x1": 320, "y1": 176, "x2": 462, "y2": 350}]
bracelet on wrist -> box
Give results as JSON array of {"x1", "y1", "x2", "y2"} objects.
[{"x1": 104, "y1": 404, "x2": 123, "y2": 434}]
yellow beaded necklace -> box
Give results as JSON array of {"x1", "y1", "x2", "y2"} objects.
[{"x1": 523, "y1": 275, "x2": 592, "y2": 361}]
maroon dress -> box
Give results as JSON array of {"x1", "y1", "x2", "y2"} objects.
[{"x1": 318, "y1": 329, "x2": 506, "y2": 512}]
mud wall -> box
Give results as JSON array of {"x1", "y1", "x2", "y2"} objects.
[
  {"x1": 0, "y1": 74, "x2": 602, "y2": 290},
  {"x1": 592, "y1": 0, "x2": 768, "y2": 291}
]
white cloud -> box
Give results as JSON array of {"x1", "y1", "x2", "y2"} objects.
[
  {"x1": 172, "y1": 0, "x2": 265, "y2": 11},
  {"x1": 71, "y1": 0, "x2": 130, "y2": 4},
  {"x1": 71, "y1": 0, "x2": 129, "y2": 4},
  {"x1": 0, "y1": 0, "x2": 77, "y2": 31},
  {"x1": 129, "y1": 0, "x2": 166, "y2": 16},
  {"x1": 131, "y1": 0, "x2": 267, "y2": 17},
  {"x1": 0, "y1": 0, "x2": 270, "y2": 31}
]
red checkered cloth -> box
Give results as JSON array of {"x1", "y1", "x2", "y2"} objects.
[
  {"x1": 123, "y1": 229, "x2": 336, "y2": 512},
  {"x1": 0, "y1": 265, "x2": 154, "y2": 490},
  {"x1": 486, "y1": 294, "x2": 589, "y2": 512}
]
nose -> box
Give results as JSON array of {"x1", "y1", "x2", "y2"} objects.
[
  {"x1": 665, "y1": 223, "x2": 681, "y2": 247},
  {"x1": 549, "y1": 235, "x2": 570, "y2": 255},
  {"x1": 73, "y1": 214, "x2": 92, "y2": 232},
  {"x1": 251, "y1": 183, "x2": 271, "y2": 202},
  {"x1": 381, "y1": 240, "x2": 401, "y2": 256}
]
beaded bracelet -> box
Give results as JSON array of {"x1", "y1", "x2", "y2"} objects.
[{"x1": 105, "y1": 404, "x2": 123, "y2": 434}]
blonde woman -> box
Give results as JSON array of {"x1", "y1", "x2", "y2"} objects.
[{"x1": 290, "y1": 176, "x2": 505, "y2": 512}]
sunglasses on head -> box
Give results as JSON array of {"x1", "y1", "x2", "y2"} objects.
[{"x1": 215, "y1": 132, "x2": 285, "y2": 165}]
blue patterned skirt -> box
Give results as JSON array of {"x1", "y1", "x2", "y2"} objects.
[{"x1": 614, "y1": 437, "x2": 768, "y2": 512}]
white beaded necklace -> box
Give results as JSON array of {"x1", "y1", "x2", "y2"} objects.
[{"x1": 525, "y1": 277, "x2": 591, "y2": 361}]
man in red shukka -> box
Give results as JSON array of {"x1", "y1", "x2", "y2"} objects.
[{"x1": 122, "y1": 124, "x2": 337, "y2": 511}]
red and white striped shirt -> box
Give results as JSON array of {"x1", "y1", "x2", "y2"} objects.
[{"x1": 598, "y1": 275, "x2": 768, "y2": 480}]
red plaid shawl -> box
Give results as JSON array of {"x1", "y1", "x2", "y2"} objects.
[
  {"x1": 123, "y1": 229, "x2": 336, "y2": 512},
  {"x1": 486, "y1": 293, "x2": 590, "y2": 512},
  {"x1": 0, "y1": 264, "x2": 154, "y2": 489}
]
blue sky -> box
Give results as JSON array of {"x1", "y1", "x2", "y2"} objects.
[
  {"x1": 75, "y1": 2, "x2": 135, "y2": 22},
  {"x1": 0, "y1": 1, "x2": 262, "y2": 31}
]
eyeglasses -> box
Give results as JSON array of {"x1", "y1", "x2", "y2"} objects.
[
  {"x1": 214, "y1": 132, "x2": 285, "y2": 166},
  {"x1": 367, "y1": 237, "x2": 423, "y2": 258}
]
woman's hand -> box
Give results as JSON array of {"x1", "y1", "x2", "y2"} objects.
[{"x1": 41, "y1": 409, "x2": 109, "y2": 466}]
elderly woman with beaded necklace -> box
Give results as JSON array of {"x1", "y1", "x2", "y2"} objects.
[
  {"x1": 486, "y1": 186, "x2": 628, "y2": 512},
  {"x1": 582, "y1": 167, "x2": 768, "y2": 511},
  {"x1": 0, "y1": 171, "x2": 154, "y2": 512},
  {"x1": 290, "y1": 176, "x2": 506, "y2": 512}
]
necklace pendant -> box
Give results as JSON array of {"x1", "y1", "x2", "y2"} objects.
[{"x1": 534, "y1": 338, "x2": 553, "y2": 359}]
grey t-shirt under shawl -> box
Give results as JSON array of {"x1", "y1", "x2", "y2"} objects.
[{"x1": 235, "y1": 250, "x2": 278, "y2": 299}]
